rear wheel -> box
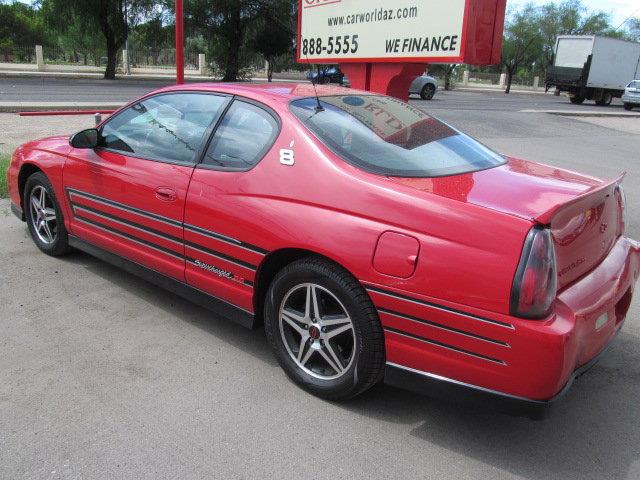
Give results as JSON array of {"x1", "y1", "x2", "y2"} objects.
[
  {"x1": 264, "y1": 258, "x2": 385, "y2": 400},
  {"x1": 595, "y1": 92, "x2": 612, "y2": 106},
  {"x1": 624, "y1": 103, "x2": 633, "y2": 111},
  {"x1": 420, "y1": 83, "x2": 436, "y2": 100},
  {"x1": 24, "y1": 172, "x2": 71, "y2": 256}
]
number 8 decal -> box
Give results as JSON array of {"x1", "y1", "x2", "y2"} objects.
[{"x1": 280, "y1": 140, "x2": 295, "y2": 166}]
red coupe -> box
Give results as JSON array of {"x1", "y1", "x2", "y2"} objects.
[{"x1": 7, "y1": 83, "x2": 639, "y2": 417}]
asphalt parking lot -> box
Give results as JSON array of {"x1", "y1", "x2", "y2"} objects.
[{"x1": 1, "y1": 87, "x2": 639, "y2": 479}]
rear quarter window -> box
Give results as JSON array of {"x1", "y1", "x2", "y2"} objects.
[{"x1": 290, "y1": 95, "x2": 505, "y2": 178}]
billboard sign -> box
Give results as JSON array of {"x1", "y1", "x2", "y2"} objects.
[{"x1": 297, "y1": 0, "x2": 506, "y2": 65}]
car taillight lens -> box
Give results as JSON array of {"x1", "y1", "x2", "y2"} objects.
[
  {"x1": 615, "y1": 184, "x2": 626, "y2": 236},
  {"x1": 510, "y1": 227, "x2": 557, "y2": 319}
]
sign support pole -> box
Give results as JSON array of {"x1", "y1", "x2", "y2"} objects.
[{"x1": 175, "y1": 0, "x2": 184, "y2": 85}]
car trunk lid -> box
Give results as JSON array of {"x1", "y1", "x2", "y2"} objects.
[{"x1": 385, "y1": 158, "x2": 624, "y2": 288}]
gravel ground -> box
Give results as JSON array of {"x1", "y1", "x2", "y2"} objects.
[{"x1": 0, "y1": 113, "x2": 97, "y2": 155}]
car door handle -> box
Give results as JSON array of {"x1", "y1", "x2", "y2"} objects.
[{"x1": 155, "y1": 187, "x2": 177, "y2": 202}]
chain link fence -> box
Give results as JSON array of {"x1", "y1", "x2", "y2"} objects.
[
  {"x1": 128, "y1": 48, "x2": 198, "y2": 70},
  {"x1": 0, "y1": 45, "x2": 36, "y2": 63}
]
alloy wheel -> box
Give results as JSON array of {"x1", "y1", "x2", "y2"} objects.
[
  {"x1": 29, "y1": 185, "x2": 58, "y2": 244},
  {"x1": 279, "y1": 283, "x2": 356, "y2": 380}
]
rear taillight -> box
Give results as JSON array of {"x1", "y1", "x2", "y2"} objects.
[
  {"x1": 615, "y1": 184, "x2": 626, "y2": 236},
  {"x1": 510, "y1": 227, "x2": 557, "y2": 319}
]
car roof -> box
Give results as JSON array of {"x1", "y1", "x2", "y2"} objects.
[{"x1": 151, "y1": 82, "x2": 370, "y2": 105}]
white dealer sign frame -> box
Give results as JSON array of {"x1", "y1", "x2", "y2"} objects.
[{"x1": 297, "y1": 0, "x2": 470, "y2": 63}]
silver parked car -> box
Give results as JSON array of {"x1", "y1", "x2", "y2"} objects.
[
  {"x1": 341, "y1": 73, "x2": 438, "y2": 100},
  {"x1": 622, "y1": 80, "x2": 640, "y2": 111},
  {"x1": 409, "y1": 75, "x2": 438, "y2": 100}
]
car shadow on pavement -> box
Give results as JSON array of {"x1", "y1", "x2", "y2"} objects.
[
  {"x1": 59, "y1": 250, "x2": 277, "y2": 366},
  {"x1": 339, "y1": 334, "x2": 640, "y2": 480}
]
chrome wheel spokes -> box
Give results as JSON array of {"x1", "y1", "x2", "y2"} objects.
[
  {"x1": 279, "y1": 283, "x2": 356, "y2": 380},
  {"x1": 29, "y1": 185, "x2": 57, "y2": 244}
]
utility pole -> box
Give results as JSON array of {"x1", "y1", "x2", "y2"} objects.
[{"x1": 175, "y1": 0, "x2": 184, "y2": 84}]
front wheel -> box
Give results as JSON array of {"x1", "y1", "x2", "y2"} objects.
[
  {"x1": 420, "y1": 83, "x2": 436, "y2": 100},
  {"x1": 264, "y1": 258, "x2": 385, "y2": 400},
  {"x1": 570, "y1": 95, "x2": 585, "y2": 104},
  {"x1": 24, "y1": 172, "x2": 72, "y2": 256},
  {"x1": 624, "y1": 103, "x2": 633, "y2": 111}
]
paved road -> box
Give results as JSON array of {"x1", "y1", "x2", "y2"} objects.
[
  {"x1": 1, "y1": 90, "x2": 639, "y2": 479},
  {"x1": 0, "y1": 75, "x2": 628, "y2": 110},
  {"x1": 0, "y1": 76, "x2": 183, "y2": 103}
]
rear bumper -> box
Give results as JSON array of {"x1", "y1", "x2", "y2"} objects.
[
  {"x1": 622, "y1": 94, "x2": 640, "y2": 104},
  {"x1": 384, "y1": 333, "x2": 615, "y2": 419},
  {"x1": 373, "y1": 235, "x2": 639, "y2": 408}
]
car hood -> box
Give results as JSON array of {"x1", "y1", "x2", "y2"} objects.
[
  {"x1": 384, "y1": 157, "x2": 606, "y2": 222},
  {"x1": 21, "y1": 135, "x2": 71, "y2": 152}
]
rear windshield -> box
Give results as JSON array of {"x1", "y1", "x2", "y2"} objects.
[{"x1": 290, "y1": 95, "x2": 505, "y2": 177}]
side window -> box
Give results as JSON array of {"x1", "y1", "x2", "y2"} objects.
[
  {"x1": 202, "y1": 100, "x2": 278, "y2": 169},
  {"x1": 100, "y1": 93, "x2": 227, "y2": 164}
]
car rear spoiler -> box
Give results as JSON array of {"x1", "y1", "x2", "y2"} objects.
[{"x1": 533, "y1": 172, "x2": 625, "y2": 225}]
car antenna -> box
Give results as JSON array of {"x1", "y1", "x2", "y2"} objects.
[{"x1": 304, "y1": 51, "x2": 324, "y2": 112}]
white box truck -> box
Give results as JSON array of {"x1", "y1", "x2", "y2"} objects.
[{"x1": 545, "y1": 35, "x2": 640, "y2": 105}]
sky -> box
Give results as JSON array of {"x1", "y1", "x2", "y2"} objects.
[
  {"x1": 507, "y1": 0, "x2": 636, "y2": 27},
  {"x1": 5, "y1": 0, "x2": 639, "y2": 31}
]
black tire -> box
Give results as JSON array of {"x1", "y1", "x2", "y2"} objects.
[
  {"x1": 264, "y1": 257, "x2": 385, "y2": 400},
  {"x1": 623, "y1": 103, "x2": 633, "y2": 111},
  {"x1": 420, "y1": 83, "x2": 436, "y2": 100},
  {"x1": 570, "y1": 95, "x2": 585, "y2": 104},
  {"x1": 24, "y1": 172, "x2": 72, "y2": 256},
  {"x1": 595, "y1": 92, "x2": 612, "y2": 106}
]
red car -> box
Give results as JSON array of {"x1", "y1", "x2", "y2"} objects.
[{"x1": 7, "y1": 83, "x2": 639, "y2": 417}]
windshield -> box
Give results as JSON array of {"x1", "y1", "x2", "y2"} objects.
[{"x1": 290, "y1": 95, "x2": 505, "y2": 177}]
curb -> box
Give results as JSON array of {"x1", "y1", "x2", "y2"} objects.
[
  {"x1": 0, "y1": 102, "x2": 125, "y2": 113},
  {"x1": 455, "y1": 86, "x2": 553, "y2": 95},
  {"x1": 519, "y1": 109, "x2": 640, "y2": 118},
  {"x1": 0, "y1": 70, "x2": 302, "y2": 83}
]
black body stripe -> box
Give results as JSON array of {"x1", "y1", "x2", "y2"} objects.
[
  {"x1": 184, "y1": 241, "x2": 257, "y2": 270},
  {"x1": 75, "y1": 215, "x2": 183, "y2": 260},
  {"x1": 68, "y1": 188, "x2": 182, "y2": 227},
  {"x1": 72, "y1": 203, "x2": 183, "y2": 244},
  {"x1": 366, "y1": 285, "x2": 514, "y2": 330},
  {"x1": 384, "y1": 327, "x2": 506, "y2": 365},
  {"x1": 378, "y1": 308, "x2": 510, "y2": 348},
  {"x1": 73, "y1": 201, "x2": 257, "y2": 271},
  {"x1": 66, "y1": 187, "x2": 268, "y2": 255},
  {"x1": 183, "y1": 224, "x2": 268, "y2": 255}
]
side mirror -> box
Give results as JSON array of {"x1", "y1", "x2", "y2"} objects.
[{"x1": 69, "y1": 128, "x2": 99, "y2": 149}]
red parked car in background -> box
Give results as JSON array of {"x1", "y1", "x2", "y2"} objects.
[{"x1": 7, "y1": 83, "x2": 639, "y2": 417}]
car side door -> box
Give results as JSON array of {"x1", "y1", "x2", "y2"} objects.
[
  {"x1": 63, "y1": 92, "x2": 231, "y2": 281},
  {"x1": 182, "y1": 98, "x2": 280, "y2": 312}
]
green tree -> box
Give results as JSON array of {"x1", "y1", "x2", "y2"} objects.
[
  {"x1": 183, "y1": 0, "x2": 294, "y2": 81},
  {"x1": 252, "y1": 1, "x2": 295, "y2": 82},
  {"x1": 41, "y1": 0, "x2": 155, "y2": 79},
  {"x1": 622, "y1": 17, "x2": 640, "y2": 42},
  {"x1": 430, "y1": 64, "x2": 457, "y2": 90},
  {"x1": 501, "y1": 4, "x2": 543, "y2": 93},
  {"x1": 0, "y1": 2, "x2": 47, "y2": 61}
]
